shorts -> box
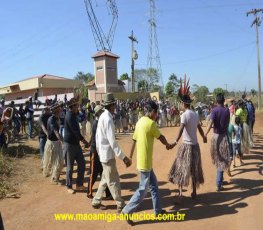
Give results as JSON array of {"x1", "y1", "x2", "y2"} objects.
[{"x1": 232, "y1": 143, "x2": 241, "y2": 157}]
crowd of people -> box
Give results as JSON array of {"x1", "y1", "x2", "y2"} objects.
[
  {"x1": 0, "y1": 82, "x2": 257, "y2": 225},
  {"x1": 38, "y1": 86, "x2": 256, "y2": 225},
  {"x1": 0, "y1": 91, "x2": 67, "y2": 148},
  {"x1": 0, "y1": 90, "x2": 206, "y2": 149}
]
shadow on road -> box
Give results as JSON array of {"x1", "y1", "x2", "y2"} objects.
[{"x1": 125, "y1": 134, "x2": 263, "y2": 225}]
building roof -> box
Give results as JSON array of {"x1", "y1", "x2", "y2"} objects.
[
  {"x1": 92, "y1": 51, "x2": 119, "y2": 59},
  {"x1": 15, "y1": 74, "x2": 70, "y2": 83},
  {"x1": 0, "y1": 74, "x2": 81, "y2": 95}
]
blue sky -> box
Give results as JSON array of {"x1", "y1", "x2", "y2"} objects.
[{"x1": 0, "y1": 0, "x2": 262, "y2": 92}]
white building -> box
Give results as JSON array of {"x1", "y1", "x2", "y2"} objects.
[{"x1": 122, "y1": 79, "x2": 138, "y2": 92}]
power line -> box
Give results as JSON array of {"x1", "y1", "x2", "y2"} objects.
[
  {"x1": 84, "y1": 0, "x2": 118, "y2": 51},
  {"x1": 159, "y1": 3, "x2": 263, "y2": 12},
  {"x1": 0, "y1": 15, "x2": 77, "y2": 63},
  {"x1": 238, "y1": 45, "x2": 256, "y2": 80},
  {"x1": 136, "y1": 41, "x2": 255, "y2": 66},
  {"x1": 166, "y1": 42, "x2": 256, "y2": 65}
]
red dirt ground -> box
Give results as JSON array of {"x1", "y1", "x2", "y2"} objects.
[{"x1": 1, "y1": 112, "x2": 263, "y2": 230}]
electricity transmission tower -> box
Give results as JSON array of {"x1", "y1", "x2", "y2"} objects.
[
  {"x1": 247, "y1": 8, "x2": 263, "y2": 110},
  {"x1": 84, "y1": 0, "x2": 118, "y2": 51},
  {"x1": 147, "y1": 0, "x2": 163, "y2": 92}
]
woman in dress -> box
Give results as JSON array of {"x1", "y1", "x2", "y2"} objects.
[{"x1": 168, "y1": 76, "x2": 207, "y2": 200}]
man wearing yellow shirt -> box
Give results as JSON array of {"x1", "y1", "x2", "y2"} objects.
[{"x1": 121, "y1": 100, "x2": 171, "y2": 226}]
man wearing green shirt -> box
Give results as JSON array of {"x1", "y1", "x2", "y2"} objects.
[{"x1": 121, "y1": 100, "x2": 171, "y2": 226}]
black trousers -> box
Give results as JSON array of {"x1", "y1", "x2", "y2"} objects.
[
  {"x1": 87, "y1": 150, "x2": 111, "y2": 197},
  {"x1": 64, "y1": 143, "x2": 85, "y2": 189}
]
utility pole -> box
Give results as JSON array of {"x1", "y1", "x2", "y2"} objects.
[
  {"x1": 247, "y1": 8, "x2": 263, "y2": 110},
  {"x1": 128, "y1": 30, "x2": 138, "y2": 93}
]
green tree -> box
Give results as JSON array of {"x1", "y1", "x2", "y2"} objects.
[
  {"x1": 213, "y1": 87, "x2": 225, "y2": 99},
  {"x1": 74, "y1": 71, "x2": 94, "y2": 83},
  {"x1": 169, "y1": 74, "x2": 180, "y2": 90},
  {"x1": 164, "y1": 73, "x2": 180, "y2": 98},
  {"x1": 193, "y1": 85, "x2": 209, "y2": 103},
  {"x1": 134, "y1": 69, "x2": 147, "y2": 82},
  {"x1": 135, "y1": 68, "x2": 163, "y2": 92},
  {"x1": 119, "y1": 73, "x2": 130, "y2": 81},
  {"x1": 145, "y1": 68, "x2": 159, "y2": 92},
  {"x1": 138, "y1": 80, "x2": 149, "y2": 92},
  {"x1": 74, "y1": 71, "x2": 94, "y2": 99},
  {"x1": 192, "y1": 84, "x2": 200, "y2": 94},
  {"x1": 165, "y1": 81, "x2": 175, "y2": 96}
]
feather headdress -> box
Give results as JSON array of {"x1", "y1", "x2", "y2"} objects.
[{"x1": 178, "y1": 75, "x2": 193, "y2": 104}]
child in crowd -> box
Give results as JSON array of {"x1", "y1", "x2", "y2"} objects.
[
  {"x1": 232, "y1": 116, "x2": 244, "y2": 167},
  {"x1": 227, "y1": 120, "x2": 234, "y2": 177}
]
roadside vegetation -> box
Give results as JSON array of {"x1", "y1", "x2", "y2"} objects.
[
  {"x1": 0, "y1": 144, "x2": 39, "y2": 199},
  {"x1": 0, "y1": 149, "x2": 14, "y2": 198}
]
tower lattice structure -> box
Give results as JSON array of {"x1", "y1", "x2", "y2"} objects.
[{"x1": 147, "y1": 0, "x2": 163, "y2": 91}]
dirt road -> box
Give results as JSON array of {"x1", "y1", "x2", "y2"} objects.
[{"x1": 1, "y1": 113, "x2": 263, "y2": 230}]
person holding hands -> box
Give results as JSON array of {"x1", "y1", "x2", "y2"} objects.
[
  {"x1": 168, "y1": 76, "x2": 207, "y2": 201},
  {"x1": 122, "y1": 100, "x2": 172, "y2": 226},
  {"x1": 92, "y1": 94, "x2": 131, "y2": 213}
]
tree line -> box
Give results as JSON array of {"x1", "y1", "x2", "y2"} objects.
[{"x1": 73, "y1": 70, "x2": 258, "y2": 104}]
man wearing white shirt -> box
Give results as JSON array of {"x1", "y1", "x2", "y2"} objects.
[{"x1": 92, "y1": 93, "x2": 131, "y2": 212}]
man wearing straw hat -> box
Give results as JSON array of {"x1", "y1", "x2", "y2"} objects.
[
  {"x1": 87, "y1": 104, "x2": 111, "y2": 200},
  {"x1": 42, "y1": 101, "x2": 64, "y2": 185},
  {"x1": 64, "y1": 98, "x2": 89, "y2": 194},
  {"x1": 92, "y1": 93, "x2": 131, "y2": 212}
]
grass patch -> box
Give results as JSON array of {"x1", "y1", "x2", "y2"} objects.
[
  {"x1": 0, "y1": 144, "x2": 39, "y2": 199},
  {"x1": 0, "y1": 150, "x2": 14, "y2": 199},
  {"x1": 5, "y1": 145, "x2": 39, "y2": 158}
]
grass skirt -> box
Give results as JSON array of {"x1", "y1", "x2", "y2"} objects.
[
  {"x1": 114, "y1": 118, "x2": 122, "y2": 130},
  {"x1": 168, "y1": 143, "x2": 204, "y2": 188},
  {"x1": 43, "y1": 140, "x2": 63, "y2": 180},
  {"x1": 242, "y1": 122, "x2": 254, "y2": 152},
  {"x1": 210, "y1": 134, "x2": 231, "y2": 171}
]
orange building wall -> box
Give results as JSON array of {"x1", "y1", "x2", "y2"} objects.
[{"x1": 95, "y1": 59, "x2": 105, "y2": 85}]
